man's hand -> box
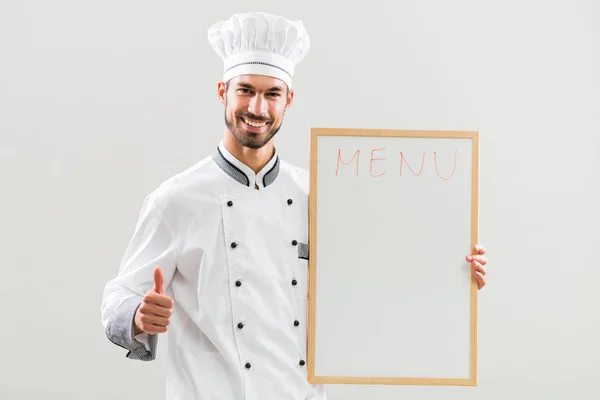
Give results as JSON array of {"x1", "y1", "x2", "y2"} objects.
[
  {"x1": 467, "y1": 244, "x2": 488, "y2": 290},
  {"x1": 134, "y1": 267, "x2": 174, "y2": 335}
]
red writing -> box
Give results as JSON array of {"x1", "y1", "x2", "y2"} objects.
[
  {"x1": 400, "y1": 151, "x2": 425, "y2": 176},
  {"x1": 370, "y1": 148, "x2": 386, "y2": 177},
  {"x1": 335, "y1": 148, "x2": 458, "y2": 180},
  {"x1": 336, "y1": 148, "x2": 360, "y2": 176},
  {"x1": 433, "y1": 151, "x2": 457, "y2": 180}
]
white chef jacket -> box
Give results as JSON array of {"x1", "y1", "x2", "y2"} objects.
[{"x1": 101, "y1": 140, "x2": 327, "y2": 400}]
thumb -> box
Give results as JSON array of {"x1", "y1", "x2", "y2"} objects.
[{"x1": 153, "y1": 266, "x2": 164, "y2": 294}]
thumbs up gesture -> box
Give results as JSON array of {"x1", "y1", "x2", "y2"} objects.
[{"x1": 134, "y1": 267, "x2": 174, "y2": 335}]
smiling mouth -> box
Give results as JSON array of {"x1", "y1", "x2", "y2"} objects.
[{"x1": 240, "y1": 116, "x2": 269, "y2": 128}]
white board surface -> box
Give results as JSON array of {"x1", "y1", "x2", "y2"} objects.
[{"x1": 308, "y1": 128, "x2": 479, "y2": 386}]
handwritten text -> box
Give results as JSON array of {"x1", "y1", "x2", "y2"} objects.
[{"x1": 335, "y1": 148, "x2": 458, "y2": 180}]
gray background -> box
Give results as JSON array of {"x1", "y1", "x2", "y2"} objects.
[{"x1": 1, "y1": 0, "x2": 599, "y2": 399}]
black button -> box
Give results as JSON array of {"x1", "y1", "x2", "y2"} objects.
[
  {"x1": 294, "y1": 320, "x2": 299, "y2": 327},
  {"x1": 287, "y1": 199, "x2": 293, "y2": 205},
  {"x1": 237, "y1": 322, "x2": 244, "y2": 329},
  {"x1": 245, "y1": 362, "x2": 251, "y2": 369},
  {"x1": 235, "y1": 280, "x2": 242, "y2": 287},
  {"x1": 231, "y1": 242, "x2": 237, "y2": 248},
  {"x1": 227, "y1": 200, "x2": 233, "y2": 207},
  {"x1": 292, "y1": 279, "x2": 297, "y2": 286},
  {"x1": 292, "y1": 240, "x2": 298, "y2": 246},
  {"x1": 299, "y1": 360, "x2": 305, "y2": 366}
]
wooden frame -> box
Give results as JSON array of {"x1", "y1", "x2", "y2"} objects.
[{"x1": 307, "y1": 127, "x2": 480, "y2": 386}]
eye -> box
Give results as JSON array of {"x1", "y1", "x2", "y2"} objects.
[
  {"x1": 267, "y1": 92, "x2": 281, "y2": 97},
  {"x1": 237, "y1": 88, "x2": 251, "y2": 94}
]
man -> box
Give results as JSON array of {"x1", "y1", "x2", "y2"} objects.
[{"x1": 101, "y1": 11, "x2": 489, "y2": 400}]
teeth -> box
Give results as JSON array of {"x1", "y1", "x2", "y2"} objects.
[{"x1": 243, "y1": 117, "x2": 267, "y2": 127}]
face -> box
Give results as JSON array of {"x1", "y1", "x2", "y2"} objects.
[{"x1": 219, "y1": 74, "x2": 294, "y2": 150}]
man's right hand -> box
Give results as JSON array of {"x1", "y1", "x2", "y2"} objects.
[{"x1": 134, "y1": 267, "x2": 174, "y2": 335}]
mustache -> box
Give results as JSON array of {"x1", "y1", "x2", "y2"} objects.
[{"x1": 237, "y1": 111, "x2": 271, "y2": 122}]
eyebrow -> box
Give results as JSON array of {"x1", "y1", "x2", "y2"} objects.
[{"x1": 237, "y1": 82, "x2": 284, "y2": 92}]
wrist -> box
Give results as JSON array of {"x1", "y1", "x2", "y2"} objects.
[{"x1": 133, "y1": 311, "x2": 144, "y2": 336}]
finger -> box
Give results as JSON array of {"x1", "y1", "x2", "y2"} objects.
[
  {"x1": 140, "y1": 313, "x2": 170, "y2": 328},
  {"x1": 153, "y1": 266, "x2": 164, "y2": 294},
  {"x1": 472, "y1": 261, "x2": 486, "y2": 276},
  {"x1": 473, "y1": 270, "x2": 486, "y2": 289},
  {"x1": 474, "y1": 244, "x2": 486, "y2": 255},
  {"x1": 139, "y1": 321, "x2": 169, "y2": 334},
  {"x1": 141, "y1": 301, "x2": 173, "y2": 318},
  {"x1": 152, "y1": 302, "x2": 173, "y2": 318},
  {"x1": 471, "y1": 255, "x2": 487, "y2": 265},
  {"x1": 466, "y1": 254, "x2": 487, "y2": 265},
  {"x1": 146, "y1": 292, "x2": 174, "y2": 309}
]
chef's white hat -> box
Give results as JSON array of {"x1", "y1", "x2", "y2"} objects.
[{"x1": 207, "y1": 11, "x2": 310, "y2": 89}]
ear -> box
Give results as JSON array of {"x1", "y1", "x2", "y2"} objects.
[
  {"x1": 217, "y1": 81, "x2": 227, "y2": 105},
  {"x1": 286, "y1": 89, "x2": 295, "y2": 109}
]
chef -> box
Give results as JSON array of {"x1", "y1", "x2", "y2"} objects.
[{"x1": 100, "y1": 11, "x2": 489, "y2": 400}]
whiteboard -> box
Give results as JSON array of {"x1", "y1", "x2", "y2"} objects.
[{"x1": 307, "y1": 127, "x2": 479, "y2": 386}]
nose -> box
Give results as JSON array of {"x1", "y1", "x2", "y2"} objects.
[{"x1": 248, "y1": 94, "x2": 268, "y2": 116}]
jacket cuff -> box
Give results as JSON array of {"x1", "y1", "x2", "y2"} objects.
[{"x1": 105, "y1": 296, "x2": 157, "y2": 361}]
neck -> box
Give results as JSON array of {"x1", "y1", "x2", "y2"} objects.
[{"x1": 223, "y1": 132, "x2": 275, "y2": 174}]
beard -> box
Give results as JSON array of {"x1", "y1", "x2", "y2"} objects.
[{"x1": 224, "y1": 106, "x2": 284, "y2": 150}]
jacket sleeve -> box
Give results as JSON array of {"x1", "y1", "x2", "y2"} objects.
[{"x1": 100, "y1": 193, "x2": 177, "y2": 361}]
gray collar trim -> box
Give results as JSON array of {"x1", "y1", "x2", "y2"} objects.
[{"x1": 212, "y1": 146, "x2": 280, "y2": 187}]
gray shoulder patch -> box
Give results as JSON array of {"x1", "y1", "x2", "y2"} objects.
[{"x1": 298, "y1": 242, "x2": 309, "y2": 260}]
